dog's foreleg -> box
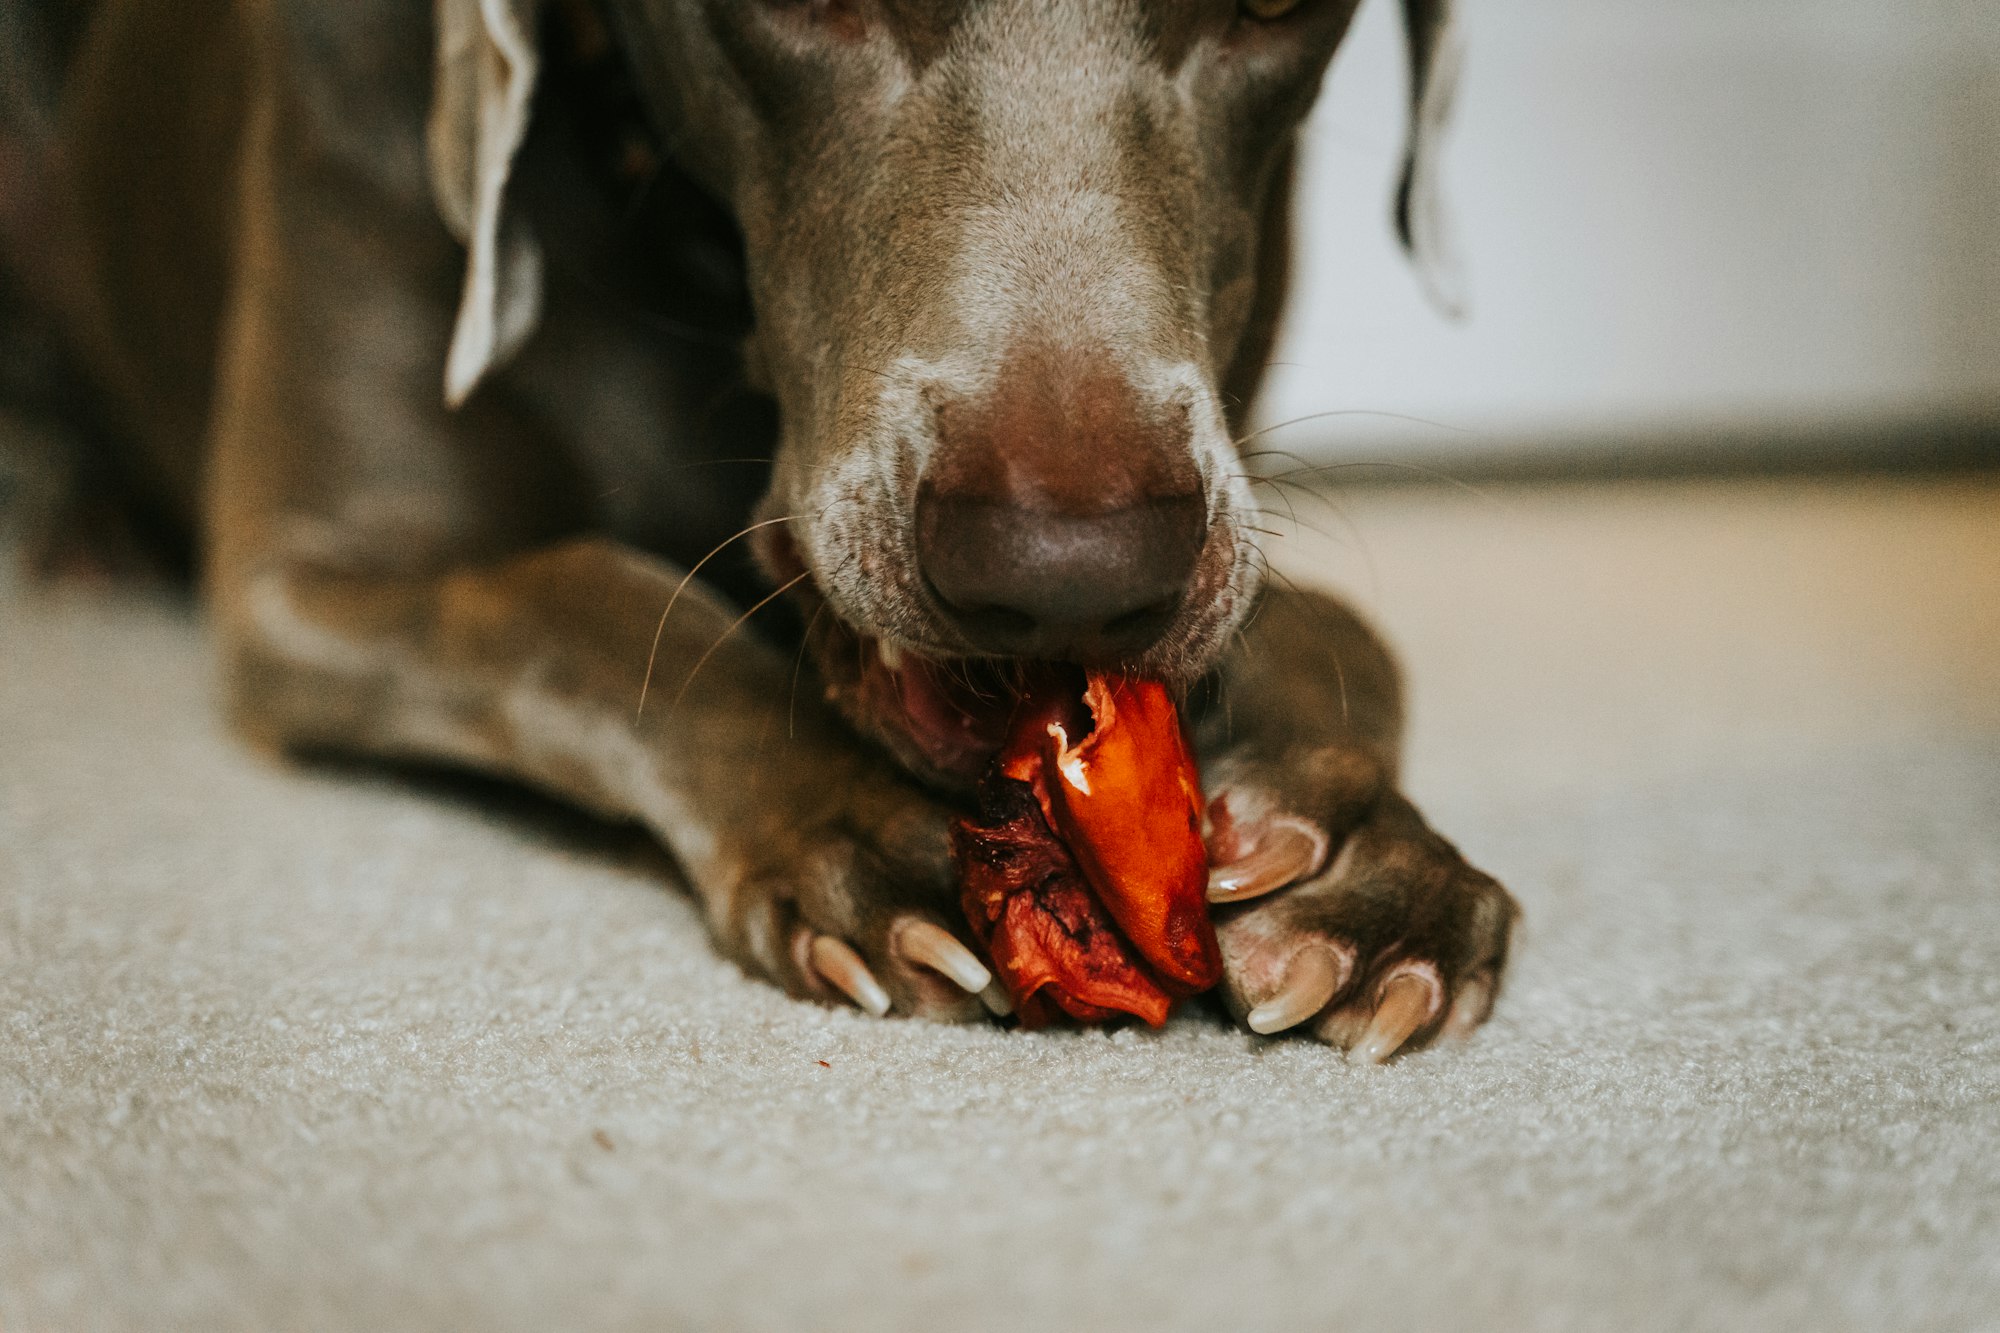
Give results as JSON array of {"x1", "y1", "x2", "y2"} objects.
[
  {"x1": 228, "y1": 536, "x2": 800, "y2": 857},
  {"x1": 218, "y1": 537, "x2": 995, "y2": 1020},
  {"x1": 193, "y1": 40, "x2": 995, "y2": 1019},
  {"x1": 1193, "y1": 583, "x2": 1519, "y2": 1059}
]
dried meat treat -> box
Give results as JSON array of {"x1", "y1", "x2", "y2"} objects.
[
  {"x1": 954, "y1": 672, "x2": 1221, "y2": 1026},
  {"x1": 956, "y1": 776, "x2": 1174, "y2": 1027}
]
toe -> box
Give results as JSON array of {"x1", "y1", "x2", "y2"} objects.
[
  {"x1": 1244, "y1": 943, "x2": 1346, "y2": 1035},
  {"x1": 1207, "y1": 812, "x2": 1328, "y2": 904},
  {"x1": 1349, "y1": 966, "x2": 1444, "y2": 1065},
  {"x1": 890, "y1": 918, "x2": 992, "y2": 995},
  {"x1": 808, "y1": 935, "x2": 892, "y2": 1017},
  {"x1": 1311, "y1": 1002, "x2": 1370, "y2": 1051},
  {"x1": 876, "y1": 914, "x2": 999, "y2": 1022},
  {"x1": 976, "y1": 981, "x2": 1014, "y2": 1017},
  {"x1": 733, "y1": 886, "x2": 826, "y2": 1000},
  {"x1": 1441, "y1": 970, "x2": 1496, "y2": 1040}
]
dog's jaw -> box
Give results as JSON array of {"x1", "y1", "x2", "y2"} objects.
[{"x1": 755, "y1": 394, "x2": 1265, "y2": 795}]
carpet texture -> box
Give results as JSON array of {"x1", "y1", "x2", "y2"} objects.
[{"x1": 3, "y1": 475, "x2": 1997, "y2": 1331}]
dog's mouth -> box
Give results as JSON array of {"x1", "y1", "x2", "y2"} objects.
[
  {"x1": 826, "y1": 626, "x2": 1029, "y2": 788},
  {"x1": 754, "y1": 496, "x2": 1247, "y2": 793},
  {"x1": 758, "y1": 527, "x2": 1078, "y2": 789},
  {"x1": 802, "y1": 579, "x2": 1076, "y2": 789}
]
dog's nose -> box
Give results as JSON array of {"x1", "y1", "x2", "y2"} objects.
[
  {"x1": 916, "y1": 489, "x2": 1207, "y2": 659},
  {"x1": 915, "y1": 346, "x2": 1208, "y2": 661}
]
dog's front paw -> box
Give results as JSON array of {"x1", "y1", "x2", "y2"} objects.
[
  {"x1": 1203, "y1": 766, "x2": 1519, "y2": 1062},
  {"x1": 707, "y1": 781, "x2": 1008, "y2": 1023}
]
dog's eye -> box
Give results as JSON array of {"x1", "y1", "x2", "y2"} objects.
[
  {"x1": 760, "y1": 0, "x2": 865, "y2": 40},
  {"x1": 1240, "y1": 0, "x2": 1304, "y2": 18}
]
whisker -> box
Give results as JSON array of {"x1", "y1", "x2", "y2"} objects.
[
  {"x1": 969, "y1": 661, "x2": 1009, "y2": 705},
  {"x1": 661, "y1": 456, "x2": 775, "y2": 472},
  {"x1": 830, "y1": 361, "x2": 898, "y2": 385},
  {"x1": 789, "y1": 596, "x2": 832, "y2": 742},
  {"x1": 1242, "y1": 468, "x2": 1377, "y2": 588},
  {"x1": 1268, "y1": 566, "x2": 1352, "y2": 727},
  {"x1": 669, "y1": 571, "x2": 813, "y2": 716},
  {"x1": 1235, "y1": 469, "x2": 1303, "y2": 528},
  {"x1": 1194, "y1": 651, "x2": 1236, "y2": 752},
  {"x1": 945, "y1": 656, "x2": 978, "y2": 696},
  {"x1": 1232, "y1": 408, "x2": 1475, "y2": 452},
  {"x1": 1231, "y1": 476, "x2": 1342, "y2": 544},
  {"x1": 1236, "y1": 445, "x2": 1319, "y2": 469},
  {"x1": 637, "y1": 513, "x2": 798, "y2": 719},
  {"x1": 1237, "y1": 571, "x2": 1273, "y2": 637},
  {"x1": 1248, "y1": 455, "x2": 1502, "y2": 504},
  {"x1": 785, "y1": 548, "x2": 858, "y2": 740},
  {"x1": 1236, "y1": 453, "x2": 1409, "y2": 601}
]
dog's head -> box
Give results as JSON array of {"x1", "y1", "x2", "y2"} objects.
[{"x1": 430, "y1": 0, "x2": 1460, "y2": 786}]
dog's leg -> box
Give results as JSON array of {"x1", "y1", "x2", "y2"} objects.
[
  {"x1": 199, "y1": 47, "x2": 991, "y2": 1024},
  {"x1": 1193, "y1": 586, "x2": 1519, "y2": 1060},
  {"x1": 222, "y1": 539, "x2": 994, "y2": 1021}
]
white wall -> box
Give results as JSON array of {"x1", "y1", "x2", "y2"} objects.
[{"x1": 1259, "y1": 0, "x2": 2000, "y2": 457}]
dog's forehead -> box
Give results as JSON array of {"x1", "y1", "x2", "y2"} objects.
[
  {"x1": 667, "y1": 0, "x2": 1218, "y2": 72},
  {"x1": 873, "y1": 0, "x2": 1212, "y2": 68}
]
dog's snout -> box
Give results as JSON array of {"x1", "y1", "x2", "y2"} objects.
[{"x1": 914, "y1": 348, "x2": 1208, "y2": 661}]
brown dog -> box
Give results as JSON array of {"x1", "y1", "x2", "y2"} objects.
[{"x1": 5, "y1": 0, "x2": 1514, "y2": 1059}]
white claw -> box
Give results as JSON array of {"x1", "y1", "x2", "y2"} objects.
[
  {"x1": 1207, "y1": 819, "x2": 1328, "y2": 903},
  {"x1": 977, "y1": 981, "x2": 1015, "y2": 1017},
  {"x1": 893, "y1": 919, "x2": 992, "y2": 994},
  {"x1": 1246, "y1": 944, "x2": 1343, "y2": 1035},
  {"x1": 1352, "y1": 969, "x2": 1442, "y2": 1065},
  {"x1": 809, "y1": 935, "x2": 891, "y2": 1017}
]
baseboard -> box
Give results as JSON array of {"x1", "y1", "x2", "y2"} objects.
[{"x1": 1278, "y1": 410, "x2": 2000, "y2": 488}]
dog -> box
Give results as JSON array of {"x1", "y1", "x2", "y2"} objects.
[{"x1": 3, "y1": 0, "x2": 1516, "y2": 1060}]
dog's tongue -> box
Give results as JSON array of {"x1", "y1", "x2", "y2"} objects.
[{"x1": 955, "y1": 671, "x2": 1221, "y2": 1026}]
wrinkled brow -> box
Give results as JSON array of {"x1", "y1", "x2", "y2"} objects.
[{"x1": 873, "y1": 0, "x2": 1220, "y2": 71}]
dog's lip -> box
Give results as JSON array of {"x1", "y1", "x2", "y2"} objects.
[
  {"x1": 762, "y1": 526, "x2": 1189, "y2": 785},
  {"x1": 842, "y1": 635, "x2": 1024, "y2": 785},
  {"x1": 759, "y1": 523, "x2": 1016, "y2": 780}
]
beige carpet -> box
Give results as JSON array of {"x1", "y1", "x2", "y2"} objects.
[{"x1": 3, "y1": 474, "x2": 1997, "y2": 1331}]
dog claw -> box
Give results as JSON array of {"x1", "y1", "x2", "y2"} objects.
[
  {"x1": 977, "y1": 980, "x2": 1014, "y2": 1017},
  {"x1": 1245, "y1": 944, "x2": 1343, "y2": 1035},
  {"x1": 1208, "y1": 818, "x2": 1325, "y2": 903},
  {"x1": 1351, "y1": 970, "x2": 1441, "y2": 1065},
  {"x1": 809, "y1": 935, "x2": 892, "y2": 1017},
  {"x1": 892, "y1": 919, "x2": 992, "y2": 994}
]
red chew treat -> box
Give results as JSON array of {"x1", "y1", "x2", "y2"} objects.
[
  {"x1": 956, "y1": 778, "x2": 1174, "y2": 1027},
  {"x1": 954, "y1": 673, "x2": 1221, "y2": 1026}
]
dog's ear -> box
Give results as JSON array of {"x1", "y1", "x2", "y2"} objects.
[
  {"x1": 1395, "y1": 0, "x2": 1465, "y2": 318},
  {"x1": 427, "y1": 0, "x2": 545, "y2": 407}
]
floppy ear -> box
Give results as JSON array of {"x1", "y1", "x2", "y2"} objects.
[
  {"x1": 1394, "y1": 0, "x2": 1465, "y2": 318},
  {"x1": 427, "y1": 0, "x2": 546, "y2": 408}
]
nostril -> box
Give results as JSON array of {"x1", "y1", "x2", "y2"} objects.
[{"x1": 1101, "y1": 596, "x2": 1182, "y2": 641}]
